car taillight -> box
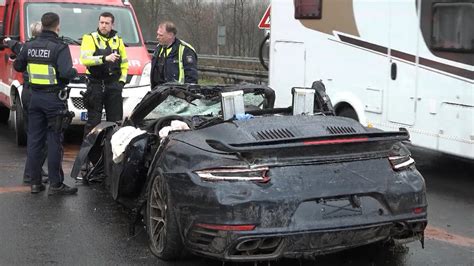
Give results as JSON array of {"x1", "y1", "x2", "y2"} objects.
[
  {"x1": 195, "y1": 167, "x2": 269, "y2": 182},
  {"x1": 413, "y1": 207, "x2": 425, "y2": 214},
  {"x1": 388, "y1": 143, "x2": 415, "y2": 170},
  {"x1": 196, "y1": 223, "x2": 256, "y2": 231}
]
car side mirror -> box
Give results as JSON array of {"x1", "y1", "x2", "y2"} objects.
[{"x1": 9, "y1": 54, "x2": 16, "y2": 60}]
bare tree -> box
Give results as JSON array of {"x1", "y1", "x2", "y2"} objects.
[{"x1": 130, "y1": 0, "x2": 269, "y2": 56}]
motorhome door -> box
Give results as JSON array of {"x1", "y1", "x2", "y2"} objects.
[
  {"x1": 387, "y1": 1, "x2": 419, "y2": 126},
  {"x1": 270, "y1": 41, "x2": 306, "y2": 107}
]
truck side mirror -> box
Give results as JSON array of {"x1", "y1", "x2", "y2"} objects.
[{"x1": 145, "y1": 40, "x2": 158, "y2": 54}]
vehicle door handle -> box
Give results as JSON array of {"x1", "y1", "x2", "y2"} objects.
[{"x1": 391, "y1": 62, "x2": 397, "y2": 80}]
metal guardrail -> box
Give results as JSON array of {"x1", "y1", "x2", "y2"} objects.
[
  {"x1": 199, "y1": 54, "x2": 268, "y2": 64},
  {"x1": 199, "y1": 55, "x2": 268, "y2": 83},
  {"x1": 146, "y1": 46, "x2": 268, "y2": 83},
  {"x1": 199, "y1": 65, "x2": 268, "y2": 83}
]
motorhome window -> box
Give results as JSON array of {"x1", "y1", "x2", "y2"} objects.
[
  {"x1": 294, "y1": 0, "x2": 322, "y2": 19},
  {"x1": 24, "y1": 3, "x2": 141, "y2": 46},
  {"x1": 431, "y1": 3, "x2": 473, "y2": 52}
]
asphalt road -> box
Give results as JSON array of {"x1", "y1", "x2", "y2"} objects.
[{"x1": 0, "y1": 124, "x2": 472, "y2": 265}]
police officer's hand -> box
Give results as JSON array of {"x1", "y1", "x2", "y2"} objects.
[{"x1": 105, "y1": 52, "x2": 120, "y2": 63}]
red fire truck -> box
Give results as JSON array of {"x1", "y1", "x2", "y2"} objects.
[{"x1": 0, "y1": 0, "x2": 152, "y2": 145}]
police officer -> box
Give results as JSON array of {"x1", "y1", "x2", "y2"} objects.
[
  {"x1": 4, "y1": 22, "x2": 49, "y2": 183},
  {"x1": 14, "y1": 12, "x2": 78, "y2": 195},
  {"x1": 151, "y1": 21, "x2": 198, "y2": 89},
  {"x1": 80, "y1": 12, "x2": 128, "y2": 137}
]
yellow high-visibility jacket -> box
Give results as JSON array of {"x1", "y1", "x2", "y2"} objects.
[{"x1": 80, "y1": 30, "x2": 128, "y2": 83}]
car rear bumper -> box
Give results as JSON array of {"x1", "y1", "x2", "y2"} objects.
[
  {"x1": 160, "y1": 146, "x2": 427, "y2": 261},
  {"x1": 185, "y1": 218, "x2": 426, "y2": 261}
]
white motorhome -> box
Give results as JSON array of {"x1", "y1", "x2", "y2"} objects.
[{"x1": 268, "y1": 0, "x2": 473, "y2": 159}]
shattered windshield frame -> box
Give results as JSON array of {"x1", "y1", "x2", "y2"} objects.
[{"x1": 144, "y1": 91, "x2": 266, "y2": 120}]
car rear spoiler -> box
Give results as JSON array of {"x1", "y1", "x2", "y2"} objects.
[{"x1": 206, "y1": 131, "x2": 409, "y2": 153}]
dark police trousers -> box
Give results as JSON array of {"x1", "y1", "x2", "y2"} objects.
[
  {"x1": 25, "y1": 90, "x2": 66, "y2": 186},
  {"x1": 83, "y1": 81, "x2": 123, "y2": 137},
  {"x1": 21, "y1": 82, "x2": 48, "y2": 178}
]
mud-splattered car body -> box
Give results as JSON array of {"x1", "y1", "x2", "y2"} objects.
[{"x1": 71, "y1": 83, "x2": 427, "y2": 262}]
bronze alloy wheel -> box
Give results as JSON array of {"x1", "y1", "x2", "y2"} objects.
[
  {"x1": 149, "y1": 176, "x2": 167, "y2": 253},
  {"x1": 147, "y1": 175, "x2": 183, "y2": 260}
]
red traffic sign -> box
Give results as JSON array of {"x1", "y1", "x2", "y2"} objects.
[{"x1": 258, "y1": 5, "x2": 271, "y2": 29}]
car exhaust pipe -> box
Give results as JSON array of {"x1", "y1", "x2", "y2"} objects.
[
  {"x1": 392, "y1": 233, "x2": 423, "y2": 245},
  {"x1": 235, "y1": 239, "x2": 261, "y2": 252},
  {"x1": 259, "y1": 237, "x2": 281, "y2": 250},
  {"x1": 392, "y1": 222, "x2": 408, "y2": 235}
]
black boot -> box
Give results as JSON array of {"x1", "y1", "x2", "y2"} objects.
[
  {"x1": 48, "y1": 183, "x2": 78, "y2": 196},
  {"x1": 31, "y1": 184, "x2": 46, "y2": 194}
]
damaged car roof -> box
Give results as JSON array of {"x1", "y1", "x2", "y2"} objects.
[{"x1": 128, "y1": 83, "x2": 276, "y2": 125}]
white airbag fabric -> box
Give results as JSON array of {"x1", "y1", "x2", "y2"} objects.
[
  {"x1": 111, "y1": 126, "x2": 146, "y2": 163},
  {"x1": 159, "y1": 120, "x2": 190, "y2": 138}
]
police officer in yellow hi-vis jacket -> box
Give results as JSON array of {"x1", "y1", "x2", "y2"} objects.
[
  {"x1": 14, "y1": 12, "x2": 78, "y2": 195},
  {"x1": 80, "y1": 12, "x2": 128, "y2": 137}
]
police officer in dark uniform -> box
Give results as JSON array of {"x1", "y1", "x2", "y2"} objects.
[
  {"x1": 14, "y1": 12, "x2": 78, "y2": 195},
  {"x1": 4, "y1": 22, "x2": 48, "y2": 183},
  {"x1": 151, "y1": 21, "x2": 198, "y2": 89}
]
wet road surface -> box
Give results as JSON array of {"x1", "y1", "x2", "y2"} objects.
[{"x1": 0, "y1": 124, "x2": 473, "y2": 265}]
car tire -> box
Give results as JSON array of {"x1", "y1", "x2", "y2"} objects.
[
  {"x1": 146, "y1": 175, "x2": 183, "y2": 260},
  {"x1": 0, "y1": 106, "x2": 9, "y2": 124},
  {"x1": 14, "y1": 96, "x2": 27, "y2": 146},
  {"x1": 338, "y1": 106, "x2": 359, "y2": 121}
]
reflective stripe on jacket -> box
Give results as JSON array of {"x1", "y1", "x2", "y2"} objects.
[{"x1": 28, "y1": 63, "x2": 57, "y2": 85}]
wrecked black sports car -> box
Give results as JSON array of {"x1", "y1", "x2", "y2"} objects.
[{"x1": 71, "y1": 83, "x2": 427, "y2": 262}]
